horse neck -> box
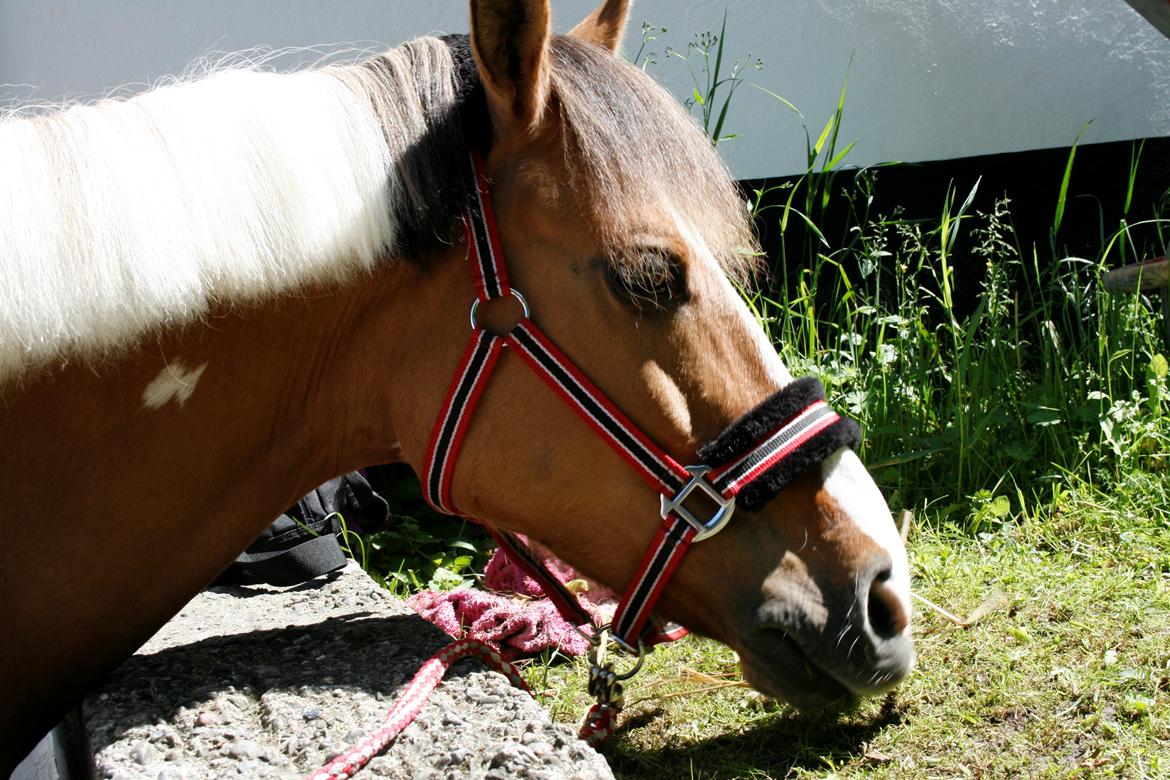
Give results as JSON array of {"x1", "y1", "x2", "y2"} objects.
[
  {"x1": 1, "y1": 260, "x2": 443, "y2": 518},
  {"x1": 0, "y1": 38, "x2": 476, "y2": 767},
  {"x1": 0, "y1": 256, "x2": 465, "y2": 763}
]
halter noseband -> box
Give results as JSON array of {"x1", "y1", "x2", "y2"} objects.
[{"x1": 421, "y1": 152, "x2": 860, "y2": 654}]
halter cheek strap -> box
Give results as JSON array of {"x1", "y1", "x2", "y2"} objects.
[{"x1": 421, "y1": 151, "x2": 859, "y2": 652}]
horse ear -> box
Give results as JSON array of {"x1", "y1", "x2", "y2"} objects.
[
  {"x1": 469, "y1": 0, "x2": 553, "y2": 137},
  {"x1": 568, "y1": 0, "x2": 630, "y2": 53}
]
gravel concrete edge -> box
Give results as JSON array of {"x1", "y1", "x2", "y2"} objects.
[{"x1": 82, "y1": 562, "x2": 614, "y2": 780}]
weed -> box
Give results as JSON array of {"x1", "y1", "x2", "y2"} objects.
[
  {"x1": 356, "y1": 468, "x2": 494, "y2": 596},
  {"x1": 748, "y1": 149, "x2": 1170, "y2": 515},
  {"x1": 653, "y1": 11, "x2": 763, "y2": 146}
]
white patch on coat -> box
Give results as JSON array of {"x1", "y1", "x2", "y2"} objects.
[
  {"x1": 670, "y1": 207, "x2": 794, "y2": 389},
  {"x1": 820, "y1": 448, "x2": 913, "y2": 620},
  {"x1": 142, "y1": 361, "x2": 208, "y2": 410}
]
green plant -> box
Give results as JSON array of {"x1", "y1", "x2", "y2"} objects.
[
  {"x1": 749, "y1": 151, "x2": 1169, "y2": 516},
  {"x1": 365, "y1": 514, "x2": 491, "y2": 593},
  {"x1": 750, "y1": 57, "x2": 876, "y2": 274},
  {"x1": 346, "y1": 470, "x2": 494, "y2": 595},
  {"x1": 654, "y1": 12, "x2": 763, "y2": 146},
  {"x1": 631, "y1": 21, "x2": 669, "y2": 70}
]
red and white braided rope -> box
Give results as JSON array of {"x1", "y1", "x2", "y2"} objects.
[
  {"x1": 578, "y1": 702, "x2": 619, "y2": 746},
  {"x1": 303, "y1": 639, "x2": 531, "y2": 780}
]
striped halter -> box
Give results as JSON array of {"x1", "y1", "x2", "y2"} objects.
[{"x1": 421, "y1": 152, "x2": 860, "y2": 721}]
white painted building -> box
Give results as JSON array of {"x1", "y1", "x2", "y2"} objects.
[{"x1": 1, "y1": 1, "x2": 1168, "y2": 179}]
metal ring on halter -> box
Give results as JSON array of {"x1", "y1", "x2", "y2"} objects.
[{"x1": 468, "y1": 289, "x2": 530, "y2": 330}]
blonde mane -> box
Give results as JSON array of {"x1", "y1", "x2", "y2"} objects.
[
  {"x1": 0, "y1": 33, "x2": 756, "y2": 387},
  {"x1": 0, "y1": 37, "x2": 460, "y2": 385}
]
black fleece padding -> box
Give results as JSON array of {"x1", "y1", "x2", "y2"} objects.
[{"x1": 698, "y1": 377, "x2": 861, "y2": 511}]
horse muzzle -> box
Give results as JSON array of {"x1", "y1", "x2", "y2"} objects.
[{"x1": 739, "y1": 547, "x2": 915, "y2": 706}]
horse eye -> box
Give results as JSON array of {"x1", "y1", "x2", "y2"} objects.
[{"x1": 605, "y1": 249, "x2": 687, "y2": 312}]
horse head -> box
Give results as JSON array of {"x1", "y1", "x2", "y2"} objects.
[{"x1": 383, "y1": 0, "x2": 914, "y2": 707}]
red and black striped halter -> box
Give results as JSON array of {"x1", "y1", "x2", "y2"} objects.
[{"x1": 421, "y1": 150, "x2": 859, "y2": 681}]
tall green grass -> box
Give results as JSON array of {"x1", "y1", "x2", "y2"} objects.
[
  {"x1": 662, "y1": 14, "x2": 1169, "y2": 527},
  {"x1": 745, "y1": 141, "x2": 1170, "y2": 527}
]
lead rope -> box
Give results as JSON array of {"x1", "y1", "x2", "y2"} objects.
[
  {"x1": 303, "y1": 639, "x2": 530, "y2": 780},
  {"x1": 301, "y1": 631, "x2": 619, "y2": 780}
]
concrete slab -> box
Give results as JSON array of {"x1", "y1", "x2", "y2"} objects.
[{"x1": 81, "y1": 562, "x2": 613, "y2": 780}]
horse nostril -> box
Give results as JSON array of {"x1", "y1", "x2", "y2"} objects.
[{"x1": 867, "y1": 573, "x2": 908, "y2": 639}]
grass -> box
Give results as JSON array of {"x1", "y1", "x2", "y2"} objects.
[
  {"x1": 338, "y1": 466, "x2": 495, "y2": 596},
  {"x1": 523, "y1": 476, "x2": 1170, "y2": 779}
]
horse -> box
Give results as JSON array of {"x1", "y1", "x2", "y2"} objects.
[{"x1": 0, "y1": 0, "x2": 914, "y2": 770}]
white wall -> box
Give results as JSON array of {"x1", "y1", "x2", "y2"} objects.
[{"x1": 2, "y1": 0, "x2": 1169, "y2": 179}]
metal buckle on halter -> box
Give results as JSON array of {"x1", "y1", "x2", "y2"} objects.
[
  {"x1": 468, "y1": 288, "x2": 530, "y2": 330},
  {"x1": 586, "y1": 625, "x2": 645, "y2": 709},
  {"x1": 660, "y1": 465, "x2": 736, "y2": 541}
]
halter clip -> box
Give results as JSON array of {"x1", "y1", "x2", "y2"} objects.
[{"x1": 586, "y1": 626, "x2": 644, "y2": 709}]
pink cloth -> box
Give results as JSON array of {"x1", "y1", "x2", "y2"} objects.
[
  {"x1": 408, "y1": 541, "x2": 614, "y2": 659},
  {"x1": 482, "y1": 543, "x2": 614, "y2": 605}
]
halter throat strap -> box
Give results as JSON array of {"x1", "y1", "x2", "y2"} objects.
[{"x1": 421, "y1": 152, "x2": 858, "y2": 650}]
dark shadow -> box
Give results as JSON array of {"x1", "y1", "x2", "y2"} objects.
[
  {"x1": 82, "y1": 613, "x2": 477, "y2": 753},
  {"x1": 205, "y1": 568, "x2": 347, "y2": 597},
  {"x1": 84, "y1": 600, "x2": 912, "y2": 778},
  {"x1": 601, "y1": 697, "x2": 906, "y2": 779}
]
